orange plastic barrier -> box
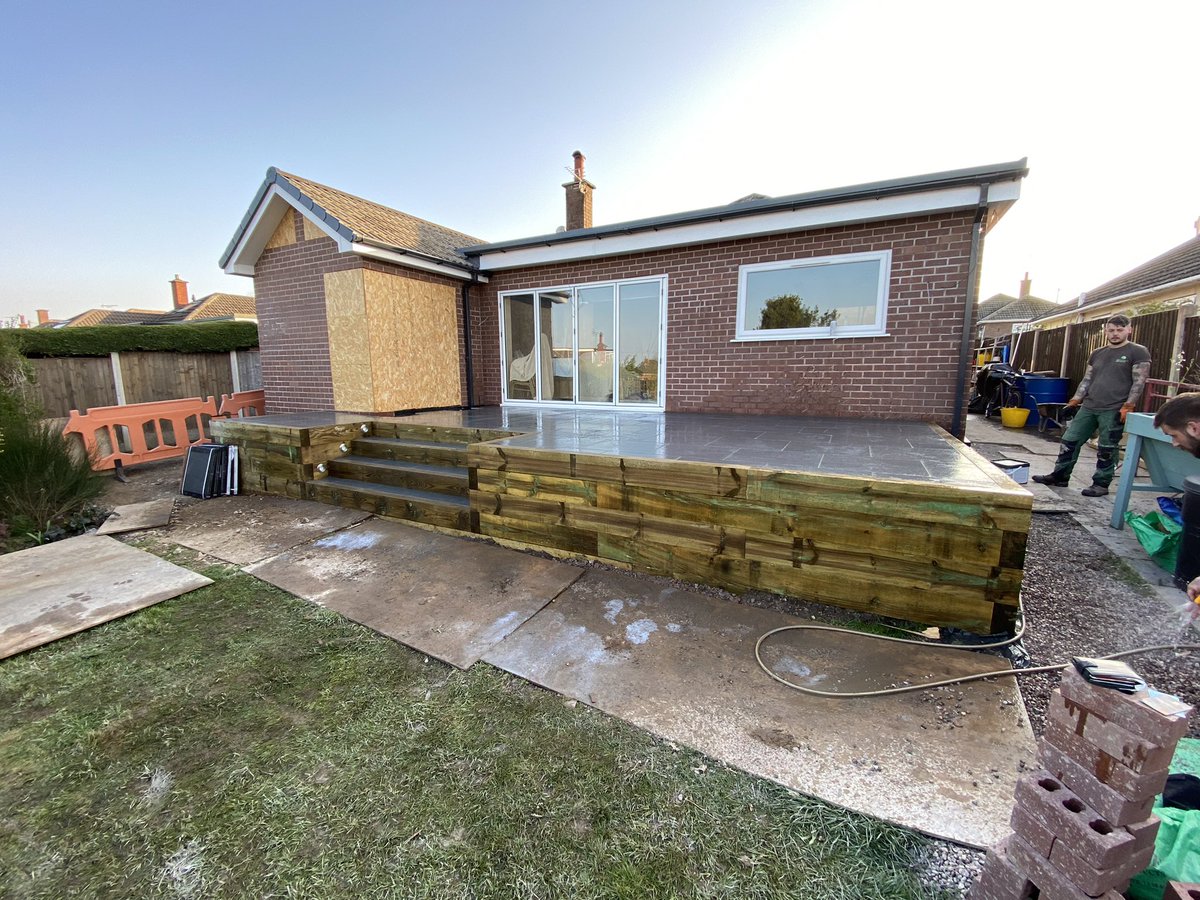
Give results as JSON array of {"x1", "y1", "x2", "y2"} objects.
[
  {"x1": 218, "y1": 389, "x2": 266, "y2": 418},
  {"x1": 63, "y1": 396, "x2": 219, "y2": 471}
]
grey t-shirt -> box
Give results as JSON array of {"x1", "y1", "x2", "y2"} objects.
[{"x1": 1083, "y1": 342, "x2": 1151, "y2": 410}]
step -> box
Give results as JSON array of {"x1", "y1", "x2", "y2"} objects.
[
  {"x1": 327, "y1": 455, "x2": 468, "y2": 497},
  {"x1": 352, "y1": 436, "x2": 469, "y2": 467},
  {"x1": 307, "y1": 476, "x2": 472, "y2": 531}
]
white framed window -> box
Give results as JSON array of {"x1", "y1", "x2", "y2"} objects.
[{"x1": 735, "y1": 249, "x2": 891, "y2": 341}]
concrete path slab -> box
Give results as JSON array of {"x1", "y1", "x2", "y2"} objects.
[
  {"x1": 483, "y1": 569, "x2": 1037, "y2": 849},
  {"x1": 165, "y1": 495, "x2": 370, "y2": 566},
  {"x1": 96, "y1": 499, "x2": 175, "y2": 535},
  {"x1": 0, "y1": 534, "x2": 212, "y2": 659},
  {"x1": 245, "y1": 520, "x2": 583, "y2": 669}
]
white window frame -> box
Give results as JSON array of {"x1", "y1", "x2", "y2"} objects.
[
  {"x1": 734, "y1": 249, "x2": 891, "y2": 342},
  {"x1": 498, "y1": 275, "x2": 667, "y2": 410}
]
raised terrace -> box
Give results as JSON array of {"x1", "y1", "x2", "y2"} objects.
[{"x1": 213, "y1": 409, "x2": 1031, "y2": 633}]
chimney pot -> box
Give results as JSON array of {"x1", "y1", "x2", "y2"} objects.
[
  {"x1": 36, "y1": 309, "x2": 49, "y2": 325},
  {"x1": 170, "y1": 275, "x2": 190, "y2": 309},
  {"x1": 1019, "y1": 272, "x2": 1032, "y2": 300}
]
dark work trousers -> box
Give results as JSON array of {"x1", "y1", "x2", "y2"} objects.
[{"x1": 1048, "y1": 406, "x2": 1125, "y2": 487}]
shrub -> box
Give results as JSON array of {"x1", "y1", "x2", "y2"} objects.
[
  {"x1": 0, "y1": 333, "x2": 106, "y2": 550},
  {"x1": 11, "y1": 321, "x2": 259, "y2": 358}
]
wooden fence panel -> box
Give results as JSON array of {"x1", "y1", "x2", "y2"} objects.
[
  {"x1": 1010, "y1": 333, "x2": 1033, "y2": 371},
  {"x1": 28, "y1": 356, "x2": 118, "y2": 417},
  {"x1": 236, "y1": 348, "x2": 262, "y2": 390},
  {"x1": 1065, "y1": 320, "x2": 1106, "y2": 392},
  {"x1": 1032, "y1": 325, "x2": 1066, "y2": 374},
  {"x1": 120, "y1": 351, "x2": 235, "y2": 405},
  {"x1": 1130, "y1": 309, "x2": 1178, "y2": 381},
  {"x1": 1180, "y1": 316, "x2": 1200, "y2": 383}
]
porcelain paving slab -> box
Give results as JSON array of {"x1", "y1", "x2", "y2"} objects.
[
  {"x1": 245, "y1": 519, "x2": 583, "y2": 669},
  {"x1": 96, "y1": 499, "x2": 175, "y2": 535},
  {"x1": 397, "y1": 408, "x2": 1010, "y2": 487},
  {"x1": 483, "y1": 569, "x2": 1037, "y2": 848},
  {"x1": 165, "y1": 495, "x2": 371, "y2": 566},
  {"x1": 0, "y1": 534, "x2": 212, "y2": 659}
]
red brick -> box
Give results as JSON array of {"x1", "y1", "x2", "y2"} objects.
[
  {"x1": 1039, "y1": 740, "x2": 1159, "y2": 825},
  {"x1": 1164, "y1": 882, "x2": 1200, "y2": 900},
  {"x1": 1058, "y1": 667, "x2": 1192, "y2": 744},
  {"x1": 1003, "y1": 834, "x2": 1131, "y2": 900},
  {"x1": 1046, "y1": 693, "x2": 1176, "y2": 775},
  {"x1": 970, "y1": 844, "x2": 1037, "y2": 900},
  {"x1": 1125, "y1": 814, "x2": 1160, "y2": 852},
  {"x1": 1041, "y1": 720, "x2": 1171, "y2": 798},
  {"x1": 1012, "y1": 773, "x2": 1136, "y2": 869}
]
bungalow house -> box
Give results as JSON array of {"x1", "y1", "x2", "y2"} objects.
[
  {"x1": 220, "y1": 155, "x2": 1027, "y2": 435},
  {"x1": 34, "y1": 276, "x2": 256, "y2": 327}
]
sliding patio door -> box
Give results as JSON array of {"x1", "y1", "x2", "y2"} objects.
[{"x1": 500, "y1": 277, "x2": 664, "y2": 407}]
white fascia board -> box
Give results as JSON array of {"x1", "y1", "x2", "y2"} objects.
[
  {"x1": 350, "y1": 243, "x2": 486, "y2": 283},
  {"x1": 222, "y1": 186, "x2": 311, "y2": 275},
  {"x1": 221, "y1": 185, "x2": 483, "y2": 283},
  {"x1": 476, "y1": 180, "x2": 1022, "y2": 271}
]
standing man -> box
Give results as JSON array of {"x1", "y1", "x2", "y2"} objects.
[{"x1": 1032, "y1": 315, "x2": 1151, "y2": 497}]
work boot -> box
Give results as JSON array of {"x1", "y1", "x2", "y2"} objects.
[
  {"x1": 1032, "y1": 473, "x2": 1069, "y2": 487},
  {"x1": 1081, "y1": 484, "x2": 1109, "y2": 497}
]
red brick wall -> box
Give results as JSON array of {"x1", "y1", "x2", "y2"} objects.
[
  {"x1": 469, "y1": 211, "x2": 979, "y2": 428},
  {"x1": 255, "y1": 209, "x2": 468, "y2": 414}
]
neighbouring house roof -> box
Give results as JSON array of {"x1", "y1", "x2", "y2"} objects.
[
  {"x1": 221, "y1": 168, "x2": 486, "y2": 280},
  {"x1": 59, "y1": 309, "x2": 160, "y2": 327},
  {"x1": 152, "y1": 292, "x2": 257, "y2": 325},
  {"x1": 977, "y1": 296, "x2": 1057, "y2": 323},
  {"x1": 462, "y1": 159, "x2": 1028, "y2": 270},
  {"x1": 1075, "y1": 235, "x2": 1200, "y2": 310},
  {"x1": 976, "y1": 293, "x2": 1017, "y2": 321}
]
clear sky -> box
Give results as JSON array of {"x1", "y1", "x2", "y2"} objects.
[{"x1": 1, "y1": 0, "x2": 1196, "y2": 324}]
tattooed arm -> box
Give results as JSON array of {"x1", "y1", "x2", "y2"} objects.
[
  {"x1": 1071, "y1": 365, "x2": 1094, "y2": 404},
  {"x1": 1126, "y1": 361, "x2": 1151, "y2": 407}
]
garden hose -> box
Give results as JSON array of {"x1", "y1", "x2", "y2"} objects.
[{"x1": 754, "y1": 614, "x2": 1200, "y2": 699}]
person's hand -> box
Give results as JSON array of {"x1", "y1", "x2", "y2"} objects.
[
  {"x1": 1065, "y1": 398, "x2": 1082, "y2": 409},
  {"x1": 1120, "y1": 404, "x2": 1135, "y2": 423},
  {"x1": 1189, "y1": 576, "x2": 1200, "y2": 602}
]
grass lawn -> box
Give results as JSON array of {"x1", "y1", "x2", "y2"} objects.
[{"x1": 0, "y1": 543, "x2": 952, "y2": 899}]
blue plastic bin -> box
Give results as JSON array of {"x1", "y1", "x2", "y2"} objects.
[{"x1": 1022, "y1": 376, "x2": 1069, "y2": 404}]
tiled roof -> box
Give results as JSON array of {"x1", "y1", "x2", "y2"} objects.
[
  {"x1": 977, "y1": 297, "x2": 1057, "y2": 323},
  {"x1": 153, "y1": 293, "x2": 256, "y2": 324},
  {"x1": 274, "y1": 170, "x2": 484, "y2": 267},
  {"x1": 1074, "y1": 234, "x2": 1200, "y2": 310},
  {"x1": 62, "y1": 309, "x2": 161, "y2": 327},
  {"x1": 977, "y1": 293, "x2": 1016, "y2": 320}
]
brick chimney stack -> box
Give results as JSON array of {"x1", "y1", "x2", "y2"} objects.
[
  {"x1": 170, "y1": 274, "x2": 189, "y2": 309},
  {"x1": 563, "y1": 150, "x2": 596, "y2": 231},
  {"x1": 36, "y1": 309, "x2": 49, "y2": 325},
  {"x1": 17, "y1": 314, "x2": 28, "y2": 329},
  {"x1": 1019, "y1": 272, "x2": 1032, "y2": 300}
]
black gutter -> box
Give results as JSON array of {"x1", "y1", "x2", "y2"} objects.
[
  {"x1": 461, "y1": 279, "x2": 476, "y2": 409},
  {"x1": 460, "y1": 158, "x2": 1028, "y2": 257},
  {"x1": 951, "y1": 185, "x2": 991, "y2": 439}
]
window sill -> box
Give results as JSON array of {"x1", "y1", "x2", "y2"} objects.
[{"x1": 731, "y1": 332, "x2": 891, "y2": 343}]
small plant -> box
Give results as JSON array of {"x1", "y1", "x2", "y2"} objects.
[{"x1": 0, "y1": 332, "x2": 106, "y2": 551}]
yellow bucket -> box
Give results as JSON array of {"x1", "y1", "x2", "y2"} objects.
[{"x1": 1000, "y1": 407, "x2": 1030, "y2": 428}]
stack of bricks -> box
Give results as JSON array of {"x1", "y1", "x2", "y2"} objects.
[{"x1": 972, "y1": 664, "x2": 1193, "y2": 900}]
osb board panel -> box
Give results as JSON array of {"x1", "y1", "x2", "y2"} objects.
[
  {"x1": 324, "y1": 269, "x2": 374, "y2": 412},
  {"x1": 302, "y1": 215, "x2": 324, "y2": 242},
  {"x1": 362, "y1": 269, "x2": 461, "y2": 411},
  {"x1": 264, "y1": 210, "x2": 296, "y2": 249}
]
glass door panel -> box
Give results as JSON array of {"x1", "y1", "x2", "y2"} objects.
[
  {"x1": 540, "y1": 290, "x2": 574, "y2": 401},
  {"x1": 577, "y1": 285, "x2": 615, "y2": 402},
  {"x1": 502, "y1": 293, "x2": 538, "y2": 400},
  {"x1": 617, "y1": 281, "x2": 661, "y2": 405}
]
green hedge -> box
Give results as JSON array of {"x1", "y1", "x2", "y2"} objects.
[{"x1": 11, "y1": 322, "x2": 259, "y2": 357}]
